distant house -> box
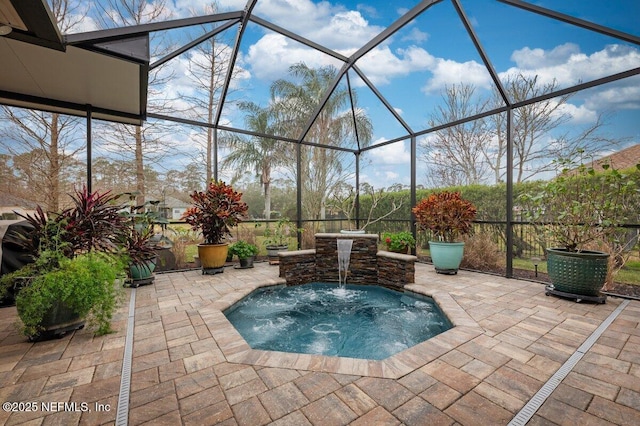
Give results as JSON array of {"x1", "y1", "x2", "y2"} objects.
[
  {"x1": 151, "y1": 195, "x2": 190, "y2": 220},
  {"x1": 585, "y1": 143, "x2": 640, "y2": 171},
  {"x1": 0, "y1": 193, "x2": 37, "y2": 219}
]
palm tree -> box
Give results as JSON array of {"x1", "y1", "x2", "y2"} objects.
[
  {"x1": 271, "y1": 63, "x2": 373, "y2": 222},
  {"x1": 221, "y1": 101, "x2": 283, "y2": 220}
]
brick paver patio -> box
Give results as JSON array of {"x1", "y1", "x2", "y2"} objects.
[{"x1": 0, "y1": 262, "x2": 638, "y2": 425}]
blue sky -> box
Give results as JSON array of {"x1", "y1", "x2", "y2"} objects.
[{"x1": 76, "y1": 0, "x2": 640, "y2": 188}]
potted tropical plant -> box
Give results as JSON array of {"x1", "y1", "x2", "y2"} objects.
[
  {"x1": 122, "y1": 227, "x2": 157, "y2": 286},
  {"x1": 182, "y1": 180, "x2": 248, "y2": 274},
  {"x1": 0, "y1": 187, "x2": 128, "y2": 341},
  {"x1": 263, "y1": 218, "x2": 297, "y2": 264},
  {"x1": 229, "y1": 240, "x2": 259, "y2": 268},
  {"x1": 382, "y1": 231, "x2": 416, "y2": 254},
  {"x1": 519, "y1": 157, "x2": 638, "y2": 300},
  {"x1": 413, "y1": 191, "x2": 477, "y2": 274}
]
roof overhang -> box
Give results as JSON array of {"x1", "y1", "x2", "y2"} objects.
[{"x1": 0, "y1": 0, "x2": 149, "y2": 125}]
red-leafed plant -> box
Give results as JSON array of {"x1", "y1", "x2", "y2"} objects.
[
  {"x1": 412, "y1": 191, "x2": 477, "y2": 242},
  {"x1": 15, "y1": 186, "x2": 127, "y2": 258},
  {"x1": 182, "y1": 180, "x2": 248, "y2": 245}
]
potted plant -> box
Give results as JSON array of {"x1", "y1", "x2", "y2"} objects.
[
  {"x1": 519, "y1": 157, "x2": 638, "y2": 299},
  {"x1": 229, "y1": 240, "x2": 259, "y2": 268},
  {"x1": 182, "y1": 180, "x2": 248, "y2": 274},
  {"x1": 382, "y1": 231, "x2": 416, "y2": 254},
  {"x1": 122, "y1": 227, "x2": 157, "y2": 286},
  {"x1": 0, "y1": 186, "x2": 128, "y2": 341},
  {"x1": 413, "y1": 191, "x2": 477, "y2": 274},
  {"x1": 263, "y1": 218, "x2": 297, "y2": 263}
]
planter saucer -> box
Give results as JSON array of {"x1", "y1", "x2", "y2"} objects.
[
  {"x1": 234, "y1": 265, "x2": 254, "y2": 269},
  {"x1": 545, "y1": 285, "x2": 606, "y2": 304}
]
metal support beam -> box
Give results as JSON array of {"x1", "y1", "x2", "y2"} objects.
[
  {"x1": 150, "y1": 19, "x2": 240, "y2": 70},
  {"x1": 452, "y1": 0, "x2": 510, "y2": 106},
  {"x1": 350, "y1": 0, "x2": 442, "y2": 63},
  {"x1": 213, "y1": 128, "x2": 218, "y2": 181},
  {"x1": 355, "y1": 153, "x2": 360, "y2": 230},
  {"x1": 499, "y1": 0, "x2": 640, "y2": 46},
  {"x1": 249, "y1": 15, "x2": 348, "y2": 62},
  {"x1": 297, "y1": 63, "x2": 350, "y2": 143},
  {"x1": 346, "y1": 71, "x2": 361, "y2": 151},
  {"x1": 64, "y1": 12, "x2": 243, "y2": 44},
  {"x1": 410, "y1": 136, "x2": 417, "y2": 255},
  {"x1": 296, "y1": 143, "x2": 303, "y2": 249},
  {"x1": 86, "y1": 105, "x2": 92, "y2": 192},
  {"x1": 506, "y1": 108, "x2": 514, "y2": 278},
  {"x1": 352, "y1": 65, "x2": 413, "y2": 135},
  {"x1": 213, "y1": 0, "x2": 258, "y2": 127}
]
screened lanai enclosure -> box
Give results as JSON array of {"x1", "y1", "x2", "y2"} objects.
[{"x1": 1, "y1": 0, "x2": 639, "y2": 279}]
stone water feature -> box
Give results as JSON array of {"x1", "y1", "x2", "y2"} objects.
[{"x1": 279, "y1": 233, "x2": 417, "y2": 288}]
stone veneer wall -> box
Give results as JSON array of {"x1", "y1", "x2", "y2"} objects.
[
  {"x1": 377, "y1": 252, "x2": 416, "y2": 289},
  {"x1": 279, "y1": 233, "x2": 416, "y2": 287},
  {"x1": 315, "y1": 233, "x2": 378, "y2": 284},
  {"x1": 279, "y1": 249, "x2": 315, "y2": 286}
]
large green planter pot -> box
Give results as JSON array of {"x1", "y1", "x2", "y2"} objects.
[
  {"x1": 429, "y1": 241, "x2": 465, "y2": 274},
  {"x1": 18, "y1": 299, "x2": 85, "y2": 342},
  {"x1": 546, "y1": 248, "x2": 609, "y2": 296},
  {"x1": 129, "y1": 258, "x2": 157, "y2": 280}
]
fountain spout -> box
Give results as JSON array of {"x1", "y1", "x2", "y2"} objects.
[{"x1": 337, "y1": 239, "x2": 353, "y2": 288}]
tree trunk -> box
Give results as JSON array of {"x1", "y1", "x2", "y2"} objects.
[
  {"x1": 206, "y1": 38, "x2": 216, "y2": 184},
  {"x1": 49, "y1": 113, "x2": 60, "y2": 211},
  {"x1": 264, "y1": 180, "x2": 271, "y2": 220},
  {"x1": 135, "y1": 126, "x2": 145, "y2": 206}
]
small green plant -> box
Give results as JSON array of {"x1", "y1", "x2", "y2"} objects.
[
  {"x1": 229, "y1": 241, "x2": 259, "y2": 260},
  {"x1": 413, "y1": 191, "x2": 477, "y2": 242},
  {"x1": 382, "y1": 231, "x2": 416, "y2": 252},
  {"x1": 263, "y1": 218, "x2": 299, "y2": 248}
]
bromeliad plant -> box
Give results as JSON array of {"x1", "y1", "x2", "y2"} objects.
[
  {"x1": 182, "y1": 180, "x2": 249, "y2": 245},
  {"x1": 412, "y1": 191, "x2": 477, "y2": 242},
  {"x1": 382, "y1": 231, "x2": 416, "y2": 252}
]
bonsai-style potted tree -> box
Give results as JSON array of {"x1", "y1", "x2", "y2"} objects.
[
  {"x1": 0, "y1": 187, "x2": 128, "y2": 341},
  {"x1": 263, "y1": 218, "x2": 297, "y2": 264},
  {"x1": 330, "y1": 182, "x2": 405, "y2": 233},
  {"x1": 229, "y1": 241, "x2": 259, "y2": 268},
  {"x1": 519, "y1": 157, "x2": 638, "y2": 300},
  {"x1": 382, "y1": 231, "x2": 416, "y2": 254},
  {"x1": 413, "y1": 191, "x2": 477, "y2": 274},
  {"x1": 182, "y1": 180, "x2": 248, "y2": 274}
]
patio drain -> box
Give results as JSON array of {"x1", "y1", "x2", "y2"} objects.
[
  {"x1": 508, "y1": 299, "x2": 630, "y2": 426},
  {"x1": 116, "y1": 287, "x2": 137, "y2": 426}
]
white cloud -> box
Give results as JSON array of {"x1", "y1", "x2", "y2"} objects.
[
  {"x1": 245, "y1": 33, "x2": 343, "y2": 80},
  {"x1": 555, "y1": 103, "x2": 597, "y2": 124},
  {"x1": 401, "y1": 27, "x2": 429, "y2": 44},
  {"x1": 368, "y1": 139, "x2": 410, "y2": 165},
  {"x1": 503, "y1": 43, "x2": 640, "y2": 113},
  {"x1": 504, "y1": 43, "x2": 640, "y2": 88},
  {"x1": 385, "y1": 171, "x2": 400, "y2": 180},
  {"x1": 422, "y1": 58, "x2": 492, "y2": 93},
  {"x1": 356, "y1": 45, "x2": 434, "y2": 85}
]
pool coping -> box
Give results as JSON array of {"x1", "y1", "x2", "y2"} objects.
[{"x1": 199, "y1": 280, "x2": 484, "y2": 379}]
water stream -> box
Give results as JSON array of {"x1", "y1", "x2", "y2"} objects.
[{"x1": 337, "y1": 239, "x2": 353, "y2": 289}]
